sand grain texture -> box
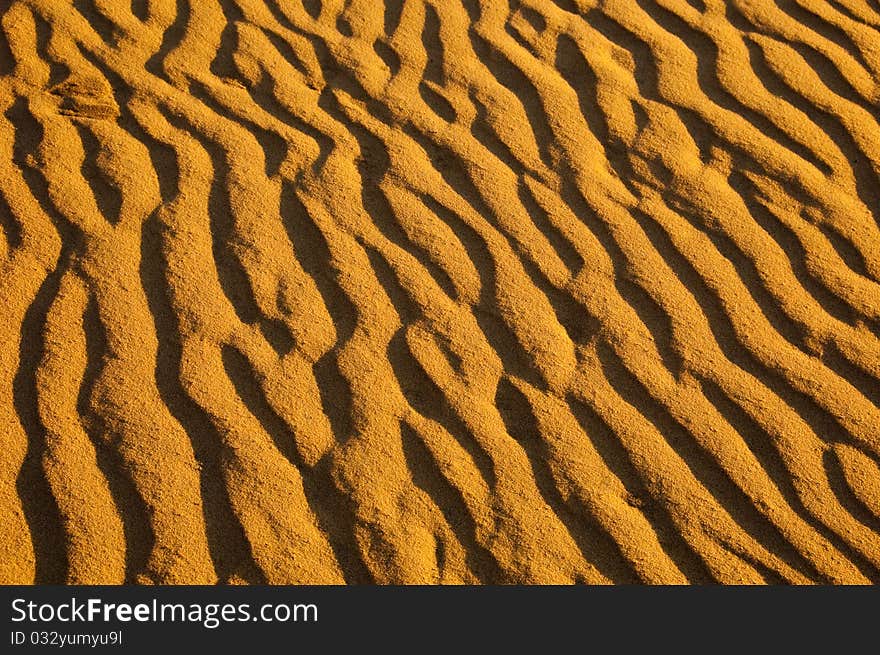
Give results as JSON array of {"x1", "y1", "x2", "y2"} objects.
[{"x1": 1, "y1": 0, "x2": 879, "y2": 584}]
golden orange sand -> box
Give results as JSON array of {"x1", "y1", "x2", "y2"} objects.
[{"x1": 0, "y1": 0, "x2": 879, "y2": 584}]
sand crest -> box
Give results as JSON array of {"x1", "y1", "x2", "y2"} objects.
[{"x1": 1, "y1": 0, "x2": 879, "y2": 584}]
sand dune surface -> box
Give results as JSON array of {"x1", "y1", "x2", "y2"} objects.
[{"x1": 1, "y1": 0, "x2": 880, "y2": 584}]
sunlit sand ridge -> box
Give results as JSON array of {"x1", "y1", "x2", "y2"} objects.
[{"x1": 1, "y1": 0, "x2": 879, "y2": 584}]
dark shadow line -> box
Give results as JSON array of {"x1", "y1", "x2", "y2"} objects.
[
  {"x1": 144, "y1": 0, "x2": 190, "y2": 81},
  {"x1": 13, "y1": 266, "x2": 69, "y2": 584},
  {"x1": 360, "y1": 240, "x2": 499, "y2": 489},
  {"x1": 626, "y1": 200, "x2": 865, "y2": 454},
  {"x1": 413, "y1": 188, "x2": 546, "y2": 388},
  {"x1": 559, "y1": 175, "x2": 684, "y2": 376},
  {"x1": 469, "y1": 89, "x2": 525, "y2": 173},
  {"x1": 663, "y1": 189, "x2": 815, "y2": 356},
  {"x1": 73, "y1": 122, "x2": 124, "y2": 225},
  {"x1": 220, "y1": 343, "x2": 374, "y2": 583},
  {"x1": 727, "y1": 167, "x2": 864, "y2": 324},
  {"x1": 518, "y1": 178, "x2": 585, "y2": 275},
  {"x1": 468, "y1": 24, "x2": 558, "y2": 173},
  {"x1": 596, "y1": 340, "x2": 820, "y2": 582},
  {"x1": 386, "y1": 326, "x2": 498, "y2": 491},
  {"x1": 210, "y1": 0, "x2": 244, "y2": 81},
  {"x1": 72, "y1": 0, "x2": 119, "y2": 46},
  {"x1": 590, "y1": 3, "x2": 832, "y2": 175},
  {"x1": 301, "y1": 0, "x2": 321, "y2": 21},
  {"x1": 823, "y1": 449, "x2": 880, "y2": 581},
  {"x1": 78, "y1": 294, "x2": 155, "y2": 582},
  {"x1": 383, "y1": 0, "x2": 404, "y2": 37},
  {"x1": 567, "y1": 394, "x2": 718, "y2": 583},
  {"x1": 0, "y1": 11, "x2": 15, "y2": 77},
  {"x1": 816, "y1": 220, "x2": 874, "y2": 282},
  {"x1": 373, "y1": 38, "x2": 401, "y2": 75},
  {"x1": 316, "y1": 85, "x2": 462, "y2": 302},
  {"x1": 495, "y1": 377, "x2": 642, "y2": 583},
  {"x1": 743, "y1": 37, "x2": 880, "y2": 231},
  {"x1": 400, "y1": 422, "x2": 506, "y2": 582},
  {"x1": 73, "y1": 31, "x2": 188, "y2": 271},
  {"x1": 130, "y1": 0, "x2": 149, "y2": 22},
  {"x1": 139, "y1": 208, "x2": 265, "y2": 584},
  {"x1": 820, "y1": 341, "x2": 880, "y2": 410},
  {"x1": 32, "y1": 12, "x2": 70, "y2": 88},
  {"x1": 421, "y1": 3, "x2": 446, "y2": 85},
  {"x1": 772, "y1": 0, "x2": 876, "y2": 74},
  {"x1": 788, "y1": 39, "x2": 880, "y2": 123},
  {"x1": 698, "y1": 374, "x2": 877, "y2": 581},
  {"x1": 825, "y1": 0, "x2": 880, "y2": 27},
  {"x1": 251, "y1": 64, "x2": 333, "y2": 175},
  {"x1": 188, "y1": 78, "x2": 289, "y2": 183},
  {"x1": 279, "y1": 181, "x2": 357, "y2": 444},
  {"x1": 0, "y1": 189, "x2": 23, "y2": 253},
  {"x1": 159, "y1": 104, "x2": 265, "y2": 329}
]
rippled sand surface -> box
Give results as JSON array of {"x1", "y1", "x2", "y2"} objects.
[{"x1": 1, "y1": 0, "x2": 879, "y2": 584}]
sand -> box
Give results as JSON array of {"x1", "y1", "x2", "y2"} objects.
[{"x1": 0, "y1": 0, "x2": 879, "y2": 585}]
